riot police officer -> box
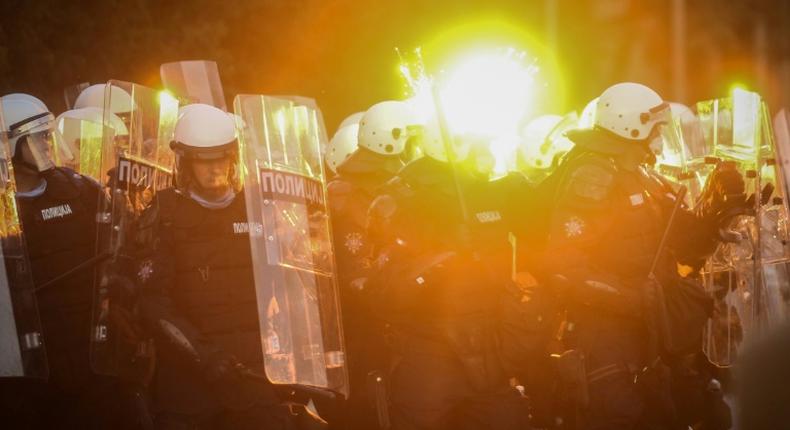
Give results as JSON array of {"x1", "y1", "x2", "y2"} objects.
[
  {"x1": 329, "y1": 101, "x2": 421, "y2": 288},
  {"x1": 134, "y1": 103, "x2": 294, "y2": 429},
  {"x1": 537, "y1": 83, "x2": 741, "y2": 429},
  {"x1": 0, "y1": 93, "x2": 132, "y2": 428},
  {"x1": 327, "y1": 101, "x2": 421, "y2": 429},
  {"x1": 365, "y1": 119, "x2": 530, "y2": 430}
]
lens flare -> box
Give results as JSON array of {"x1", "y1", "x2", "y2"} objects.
[
  {"x1": 439, "y1": 48, "x2": 537, "y2": 137},
  {"x1": 399, "y1": 47, "x2": 539, "y2": 176}
]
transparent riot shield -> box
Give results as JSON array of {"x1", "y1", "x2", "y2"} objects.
[
  {"x1": 276, "y1": 96, "x2": 332, "y2": 157},
  {"x1": 91, "y1": 81, "x2": 179, "y2": 375},
  {"x1": 0, "y1": 108, "x2": 47, "y2": 378},
  {"x1": 656, "y1": 106, "x2": 717, "y2": 206},
  {"x1": 234, "y1": 94, "x2": 348, "y2": 396},
  {"x1": 699, "y1": 90, "x2": 790, "y2": 367},
  {"x1": 160, "y1": 60, "x2": 227, "y2": 110},
  {"x1": 56, "y1": 115, "x2": 108, "y2": 181},
  {"x1": 768, "y1": 109, "x2": 790, "y2": 324}
]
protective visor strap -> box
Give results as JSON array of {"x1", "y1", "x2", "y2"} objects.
[
  {"x1": 640, "y1": 102, "x2": 671, "y2": 125},
  {"x1": 8, "y1": 112, "x2": 54, "y2": 137}
]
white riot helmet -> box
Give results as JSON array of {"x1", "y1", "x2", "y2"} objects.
[
  {"x1": 578, "y1": 97, "x2": 599, "y2": 129},
  {"x1": 56, "y1": 107, "x2": 129, "y2": 136},
  {"x1": 594, "y1": 83, "x2": 671, "y2": 142},
  {"x1": 420, "y1": 116, "x2": 472, "y2": 163},
  {"x1": 337, "y1": 111, "x2": 364, "y2": 131},
  {"x1": 55, "y1": 107, "x2": 128, "y2": 171},
  {"x1": 518, "y1": 112, "x2": 578, "y2": 169},
  {"x1": 3, "y1": 93, "x2": 49, "y2": 112},
  {"x1": 326, "y1": 124, "x2": 359, "y2": 174},
  {"x1": 358, "y1": 101, "x2": 420, "y2": 156},
  {"x1": 0, "y1": 94, "x2": 69, "y2": 172},
  {"x1": 170, "y1": 103, "x2": 239, "y2": 191},
  {"x1": 74, "y1": 84, "x2": 134, "y2": 114}
]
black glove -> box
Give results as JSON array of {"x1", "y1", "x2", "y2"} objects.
[
  {"x1": 710, "y1": 161, "x2": 746, "y2": 196},
  {"x1": 696, "y1": 162, "x2": 753, "y2": 239},
  {"x1": 698, "y1": 161, "x2": 747, "y2": 218},
  {"x1": 703, "y1": 379, "x2": 733, "y2": 430},
  {"x1": 204, "y1": 351, "x2": 280, "y2": 411},
  {"x1": 203, "y1": 349, "x2": 242, "y2": 383}
]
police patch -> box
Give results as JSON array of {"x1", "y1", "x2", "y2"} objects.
[
  {"x1": 344, "y1": 232, "x2": 364, "y2": 255},
  {"x1": 570, "y1": 165, "x2": 614, "y2": 201},
  {"x1": 475, "y1": 211, "x2": 502, "y2": 223},
  {"x1": 138, "y1": 259, "x2": 154, "y2": 282},
  {"x1": 564, "y1": 216, "x2": 585, "y2": 238},
  {"x1": 40, "y1": 204, "x2": 73, "y2": 221},
  {"x1": 233, "y1": 222, "x2": 263, "y2": 235}
]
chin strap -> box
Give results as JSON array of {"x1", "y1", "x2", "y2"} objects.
[{"x1": 188, "y1": 187, "x2": 236, "y2": 209}]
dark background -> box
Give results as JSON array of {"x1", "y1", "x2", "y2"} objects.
[{"x1": 1, "y1": 0, "x2": 788, "y2": 132}]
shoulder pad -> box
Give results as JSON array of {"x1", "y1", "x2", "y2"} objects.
[
  {"x1": 140, "y1": 188, "x2": 178, "y2": 227},
  {"x1": 327, "y1": 178, "x2": 354, "y2": 212},
  {"x1": 42, "y1": 167, "x2": 84, "y2": 200},
  {"x1": 157, "y1": 188, "x2": 180, "y2": 213},
  {"x1": 327, "y1": 178, "x2": 353, "y2": 195},
  {"x1": 396, "y1": 157, "x2": 448, "y2": 188},
  {"x1": 565, "y1": 154, "x2": 617, "y2": 202},
  {"x1": 51, "y1": 167, "x2": 102, "y2": 191},
  {"x1": 135, "y1": 189, "x2": 183, "y2": 249},
  {"x1": 381, "y1": 176, "x2": 415, "y2": 199},
  {"x1": 368, "y1": 193, "x2": 398, "y2": 220}
]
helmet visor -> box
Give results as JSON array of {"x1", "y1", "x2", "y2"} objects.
[
  {"x1": 10, "y1": 111, "x2": 77, "y2": 172},
  {"x1": 643, "y1": 102, "x2": 672, "y2": 128},
  {"x1": 23, "y1": 129, "x2": 71, "y2": 172}
]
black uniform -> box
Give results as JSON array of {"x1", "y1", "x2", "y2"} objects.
[
  {"x1": 539, "y1": 130, "x2": 733, "y2": 429},
  {"x1": 367, "y1": 157, "x2": 530, "y2": 430},
  {"x1": 0, "y1": 167, "x2": 132, "y2": 429},
  {"x1": 135, "y1": 188, "x2": 291, "y2": 430},
  {"x1": 327, "y1": 147, "x2": 402, "y2": 429}
]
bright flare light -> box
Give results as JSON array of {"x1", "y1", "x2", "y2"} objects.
[
  {"x1": 400, "y1": 47, "x2": 539, "y2": 176},
  {"x1": 439, "y1": 48, "x2": 537, "y2": 137}
]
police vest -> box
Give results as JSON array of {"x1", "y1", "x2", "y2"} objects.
[
  {"x1": 153, "y1": 189, "x2": 261, "y2": 359},
  {"x1": 16, "y1": 167, "x2": 102, "y2": 386},
  {"x1": 374, "y1": 158, "x2": 512, "y2": 326}
]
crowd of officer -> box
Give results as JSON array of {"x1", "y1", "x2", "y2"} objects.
[{"x1": 0, "y1": 75, "x2": 770, "y2": 430}]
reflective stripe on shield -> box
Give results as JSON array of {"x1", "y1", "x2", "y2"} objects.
[{"x1": 235, "y1": 94, "x2": 348, "y2": 397}]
